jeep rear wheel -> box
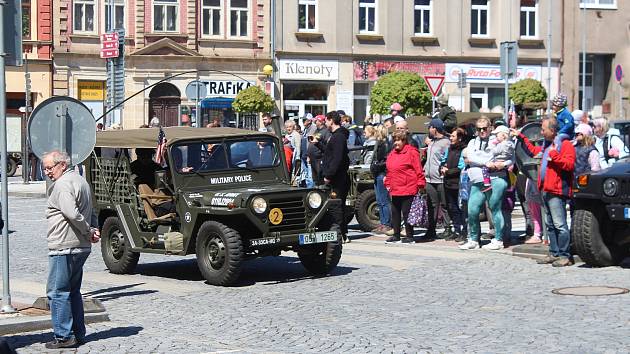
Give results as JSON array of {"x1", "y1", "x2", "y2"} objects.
[
  {"x1": 572, "y1": 208, "x2": 625, "y2": 267},
  {"x1": 196, "y1": 221, "x2": 243, "y2": 286},
  {"x1": 355, "y1": 189, "x2": 379, "y2": 231},
  {"x1": 6, "y1": 158, "x2": 17, "y2": 177},
  {"x1": 298, "y1": 239, "x2": 342, "y2": 276},
  {"x1": 101, "y1": 216, "x2": 140, "y2": 274}
]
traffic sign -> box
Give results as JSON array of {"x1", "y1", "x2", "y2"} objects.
[
  {"x1": 101, "y1": 40, "x2": 118, "y2": 50},
  {"x1": 100, "y1": 33, "x2": 119, "y2": 42},
  {"x1": 100, "y1": 32, "x2": 120, "y2": 58},
  {"x1": 615, "y1": 65, "x2": 623, "y2": 82},
  {"x1": 424, "y1": 76, "x2": 445, "y2": 97}
]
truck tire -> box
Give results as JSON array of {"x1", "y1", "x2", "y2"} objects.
[
  {"x1": 572, "y1": 208, "x2": 625, "y2": 267},
  {"x1": 101, "y1": 216, "x2": 140, "y2": 274},
  {"x1": 6, "y1": 158, "x2": 17, "y2": 177},
  {"x1": 298, "y1": 231, "x2": 342, "y2": 277},
  {"x1": 355, "y1": 189, "x2": 379, "y2": 231},
  {"x1": 196, "y1": 221, "x2": 243, "y2": 286}
]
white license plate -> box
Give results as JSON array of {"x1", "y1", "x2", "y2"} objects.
[
  {"x1": 298, "y1": 231, "x2": 338, "y2": 245},
  {"x1": 624, "y1": 208, "x2": 630, "y2": 219}
]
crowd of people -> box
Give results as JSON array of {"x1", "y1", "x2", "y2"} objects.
[{"x1": 286, "y1": 94, "x2": 628, "y2": 267}]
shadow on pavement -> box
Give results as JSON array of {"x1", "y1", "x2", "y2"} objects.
[
  {"x1": 83, "y1": 283, "x2": 158, "y2": 302},
  {"x1": 131, "y1": 255, "x2": 358, "y2": 287},
  {"x1": 6, "y1": 326, "x2": 143, "y2": 350}
]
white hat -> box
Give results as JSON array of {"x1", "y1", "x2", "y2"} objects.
[
  {"x1": 571, "y1": 110, "x2": 584, "y2": 125},
  {"x1": 393, "y1": 116, "x2": 405, "y2": 124},
  {"x1": 491, "y1": 125, "x2": 510, "y2": 135},
  {"x1": 304, "y1": 113, "x2": 313, "y2": 120}
]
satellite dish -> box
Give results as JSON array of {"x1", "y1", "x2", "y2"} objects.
[
  {"x1": 515, "y1": 122, "x2": 543, "y2": 182},
  {"x1": 28, "y1": 96, "x2": 96, "y2": 166}
]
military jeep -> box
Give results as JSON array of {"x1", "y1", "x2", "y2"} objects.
[
  {"x1": 89, "y1": 127, "x2": 342, "y2": 286},
  {"x1": 572, "y1": 160, "x2": 630, "y2": 266}
]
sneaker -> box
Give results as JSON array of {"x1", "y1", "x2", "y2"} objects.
[
  {"x1": 552, "y1": 257, "x2": 574, "y2": 267},
  {"x1": 481, "y1": 232, "x2": 494, "y2": 240},
  {"x1": 45, "y1": 337, "x2": 78, "y2": 349},
  {"x1": 536, "y1": 255, "x2": 560, "y2": 264},
  {"x1": 454, "y1": 233, "x2": 468, "y2": 243},
  {"x1": 400, "y1": 237, "x2": 414, "y2": 244},
  {"x1": 385, "y1": 236, "x2": 401, "y2": 243},
  {"x1": 385, "y1": 228, "x2": 396, "y2": 236},
  {"x1": 440, "y1": 228, "x2": 456, "y2": 240},
  {"x1": 459, "y1": 240, "x2": 480, "y2": 250},
  {"x1": 482, "y1": 239, "x2": 504, "y2": 250},
  {"x1": 525, "y1": 235, "x2": 542, "y2": 244}
]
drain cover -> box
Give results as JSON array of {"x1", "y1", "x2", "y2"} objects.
[{"x1": 552, "y1": 286, "x2": 629, "y2": 296}]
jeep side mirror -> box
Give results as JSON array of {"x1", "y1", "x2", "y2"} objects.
[{"x1": 155, "y1": 170, "x2": 168, "y2": 190}]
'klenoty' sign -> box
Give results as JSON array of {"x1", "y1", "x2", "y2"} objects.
[{"x1": 278, "y1": 59, "x2": 339, "y2": 81}]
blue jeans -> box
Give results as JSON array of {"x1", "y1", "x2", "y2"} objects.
[
  {"x1": 301, "y1": 160, "x2": 314, "y2": 188},
  {"x1": 467, "y1": 178, "x2": 508, "y2": 242},
  {"x1": 374, "y1": 173, "x2": 391, "y2": 227},
  {"x1": 542, "y1": 192, "x2": 571, "y2": 258},
  {"x1": 47, "y1": 252, "x2": 90, "y2": 341}
]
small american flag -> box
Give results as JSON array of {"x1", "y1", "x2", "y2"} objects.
[{"x1": 155, "y1": 127, "x2": 166, "y2": 165}]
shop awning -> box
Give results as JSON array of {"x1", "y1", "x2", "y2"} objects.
[{"x1": 200, "y1": 97, "x2": 233, "y2": 109}]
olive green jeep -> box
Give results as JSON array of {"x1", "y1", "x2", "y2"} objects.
[{"x1": 89, "y1": 127, "x2": 342, "y2": 286}]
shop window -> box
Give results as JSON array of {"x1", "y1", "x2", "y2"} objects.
[
  {"x1": 22, "y1": 0, "x2": 31, "y2": 39},
  {"x1": 413, "y1": 0, "x2": 432, "y2": 35},
  {"x1": 104, "y1": 0, "x2": 125, "y2": 31},
  {"x1": 153, "y1": 0, "x2": 178, "y2": 32},
  {"x1": 520, "y1": 0, "x2": 537, "y2": 38},
  {"x1": 229, "y1": 0, "x2": 249, "y2": 37},
  {"x1": 359, "y1": 0, "x2": 377, "y2": 33},
  {"x1": 470, "y1": 86, "x2": 503, "y2": 112},
  {"x1": 283, "y1": 83, "x2": 328, "y2": 101},
  {"x1": 73, "y1": 0, "x2": 95, "y2": 33},
  {"x1": 471, "y1": 0, "x2": 489, "y2": 37},
  {"x1": 202, "y1": 0, "x2": 222, "y2": 36},
  {"x1": 298, "y1": 0, "x2": 317, "y2": 31},
  {"x1": 354, "y1": 83, "x2": 371, "y2": 125}
]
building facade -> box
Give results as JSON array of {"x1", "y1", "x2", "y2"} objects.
[
  {"x1": 6, "y1": 0, "x2": 53, "y2": 117},
  {"x1": 274, "y1": 0, "x2": 563, "y2": 125},
  {"x1": 52, "y1": 0, "x2": 271, "y2": 129},
  {"x1": 562, "y1": 0, "x2": 629, "y2": 121}
]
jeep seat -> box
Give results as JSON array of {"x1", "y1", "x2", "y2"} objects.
[{"x1": 137, "y1": 184, "x2": 176, "y2": 222}]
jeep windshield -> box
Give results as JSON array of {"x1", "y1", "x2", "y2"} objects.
[{"x1": 171, "y1": 137, "x2": 280, "y2": 174}]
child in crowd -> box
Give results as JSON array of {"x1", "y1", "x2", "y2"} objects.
[{"x1": 481, "y1": 125, "x2": 515, "y2": 192}]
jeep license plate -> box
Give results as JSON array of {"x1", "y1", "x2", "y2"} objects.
[
  {"x1": 625, "y1": 208, "x2": 630, "y2": 219},
  {"x1": 298, "y1": 231, "x2": 338, "y2": 245}
]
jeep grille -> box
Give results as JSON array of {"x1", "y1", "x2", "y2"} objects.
[{"x1": 268, "y1": 195, "x2": 306, "y2": 233}]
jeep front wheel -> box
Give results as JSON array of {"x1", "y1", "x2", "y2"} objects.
[
  {"x1": 355, "y1": 189, "x2": 379, "y2": 231},
  {"x1": 572, "y1": 208, "x2": 625, "y2": 267},
  {"x1": 298, "y1": 241, "x2": 342, "y2": 276},
  {"x1": 101, "y1": 216, "x2": 140, "y2": 274},
  {"x1": 195, "y1": 221, "x2": 243, "y2": 286}
]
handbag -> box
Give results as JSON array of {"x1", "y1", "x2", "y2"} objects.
[{"x1": 407, "y1": 194, "x2": 429, "y2": 228}]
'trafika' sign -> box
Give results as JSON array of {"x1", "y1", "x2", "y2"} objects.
[{"x1": 278, "y1": 59, "x2": 339, "y2": 81}]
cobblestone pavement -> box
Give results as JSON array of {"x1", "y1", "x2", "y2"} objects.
[{"x1": 2, "y1": 196, "x2": 629, "y2": 353}]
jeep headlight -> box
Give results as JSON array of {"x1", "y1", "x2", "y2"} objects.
[
  {"x1": 307, "y1": 191, "x2": 323, "y2": 209},
  {"x1": 251, "y1": 197, "x2": 267, "y2": 214},
  {"x1": 603, "y1": 178, "x2": 618, "y2": 197}
]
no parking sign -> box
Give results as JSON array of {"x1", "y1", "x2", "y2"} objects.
[{"x1": 615, "y1": 64, "x2": 623, "y2": 82}]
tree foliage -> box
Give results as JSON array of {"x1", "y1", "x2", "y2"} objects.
[
  {"x1": 369, "y1": 72, "x2": 433, "y2": 116},
  {"x1": 232, "y1": 86, "x2": 275, "y2": 113},
  {"x1": 509, "y1": 78, "x2": 547, "y2": 105}
]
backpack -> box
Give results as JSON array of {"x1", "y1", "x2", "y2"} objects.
[
  {"x1": 438, "y1": 106, "x2": 457, "y2": 133},
  {"x1": 602, "y1": 134, "x2": 629, "y2": 162},
  {"x1": 350, "y1": 126, "x2": 364, "y2": 146}
]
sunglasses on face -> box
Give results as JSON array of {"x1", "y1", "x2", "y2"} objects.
[{"x1": 476, "y1": 127, "x2": 489, "y2": 132}]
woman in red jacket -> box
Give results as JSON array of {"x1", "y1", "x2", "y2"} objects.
[{"x1": 384, "y1": 131, "x2": 427, "y2": 243}]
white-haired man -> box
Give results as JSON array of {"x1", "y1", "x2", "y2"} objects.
[{"x1": 43, "y1": 151, "x2": 100, "y2": 349}]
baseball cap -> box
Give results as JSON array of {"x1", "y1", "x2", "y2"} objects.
[
  {"x1": 491, "y1": 125, "x2": 510, "y2": 135},
  {"x1": 315, "y1": 114, "x2": 326, "y2": 123},
  {"x1": 393, "y1": 116, "x2": 405, "y2": 124},
  {"x1": 390, "y1": 102, "x2": 403, "y2": 111},
  {"x1": 336, "y1": 110, "x2": 346, "y2": 116},
  {"x1": 575, "y1": 123, "x2": 593, "y2": 136},
  {"x1": 304, "y1": 113, "x2": 313, "y2": 121},
  {"x1": 571, "y1": 110, "x2": 584, "y2": 124},
  {"x1": 428, "y1": 118, "x2": 444, "y2": 131}
]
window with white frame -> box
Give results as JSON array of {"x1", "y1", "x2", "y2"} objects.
[
  {"x1": 202, "y1": 0, "x2": 222, "y2": 36},
  {"x1": 471, "y1": 0, "x2": 489, "y2": 37},
  {"x1": 520, "y1": 0, "x2": 537, "y2": 38},
  {"x1": 580, "y1": 0, "x2": 616, "y2": 9},
  {"x1": 359, "y1": 0, "x2": 376, "y2": 33},
  {"x1": 298, "y1": 0, "x2": 317, "y2": 31},
  {"x1": 413, "y1": 0, "x2": 432, "y2": 35},
  {"x1": 229, "y1": 0, "x2": 248, "y2": 37},
  {"x1": 104, "y1": 0, "x2": 125, "y2": 31},
  {"x1": 153, "y1": 0, "x2": 178, "y2": 32},
  {"x1": 73, "y1": 0, "x2": 95, "y2": 33}
]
